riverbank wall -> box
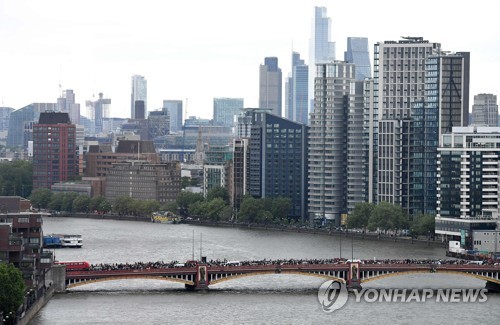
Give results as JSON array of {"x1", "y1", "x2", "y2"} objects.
[{"x1": 17, "y1": 286, "x2": 54, "y2": 325}]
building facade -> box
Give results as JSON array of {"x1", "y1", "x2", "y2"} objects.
[
  {"x1": 105, "y1": 161, "x2": 181, "y2": 203},
  {"x1": 285, "y1": 52, "x2": 309, "y2": 124},
  {"x1": 472, "y1": 93, "x2": 498, "y2": 127},
  {"x1": 32, "y1": 112, "x2": 77, "y2": 190},
  {"x1": 213, "y1": 98, "x2": 244, "y2": 127},
  {"x1": 0, "y1": 107, "x2": 14, "y2": 132},
  {"x1": 308, "y1": 62, "x2": 365, "y2": 225},
  {"x1": 131, "y1": 75, "x2": 147, "y2": 119},
  {"x1": 85, "y1": 93, "x2": 111, "y2": 134},
  {"x1": 57, "y1": 89, "x2": 80, "y2": 125},
  {"x1": 259, "y1": 57, "x2": 282, "y2": 117},
  {"x1": 163, "y1": 100, "x2": 183, "y2": 133},
  {"x1": 344, "y1": 37, "x2": 372, "y2": 81},
  {"x1": 7, "y1": 103, "x2": 57, "y2": 148},
  {"x1": 244, "y1": 109, "x2": 308, "y2": 221}
]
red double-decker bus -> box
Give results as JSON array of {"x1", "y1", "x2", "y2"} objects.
[{"x1": 54, "y1": 261, "x2": 90, "y2": 271}]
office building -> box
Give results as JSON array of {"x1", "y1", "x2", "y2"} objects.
[
  {"x1": 285, "y1": 52, "x2": 309, "y2": 124},
  {"x1": 344, "y1": 37, "x2": 372, "y2": 81},
  {"x1": 7, "y1": 103, "x2": 57, "y2": 148},
  {"x1": 105, "y1": 161, "x2": 181, "y2": 203},
  {"x1": 308, "y1": 62, "x2": 365, "y2": 225},
  {"x1": 32, "y1": 112, "x2": 77, "y2": 190},
  {"x1": 85, "y1": 93, "x2": 111, "y2": 134},
  {"x1": 57, "y1": 89, "x2": 80, "y2": 125},
  {"x1": 202, "y1": 145, "x2": 233, "y2": 197},
  {"x1": 163, "y1": 100, "x2": 183, "y2": 133},
  {"x1": 308, "y1": 6, "x2": 335, "y2": 112},
  {"x1": 0, "y1": 107, "x2": 14, "y2": 132},
  {"x1": 131, "y1": 75, "x2": 147, "y2": 119},
  {"x1": 229, "y1": 138, "x2": 249, "y2": 211},
  {"x1": 259, "y1": 57, "x2": 282, "y2": 117},
  {"x1": 472, "y1": 94, "x2": 498, "y2": 127},
  {"x1": 213, "y1": 98, "x2": 244, "y2": 127}
]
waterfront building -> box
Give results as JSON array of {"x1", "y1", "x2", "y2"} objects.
[
  {"x1": 259, "y1": 57, "x2": 282, "y2": 117},
  {"x1": 308, "y1": 6, "x2": 335, "y2": 112},
  {"x1": 32, "y1": 112, "x2": 77, "y2": 190},
  {"x1": 0, "y1": 196, "x2": 53, "y2": 291},
  {"x1": 213, "y1": 97, "x2": 244, "y2": 127},
  {"x1": 105, "y1": 161, "x2": 181, "y2": 203},
  {"x1": 7, "y1": 103, "x2": 57, "y2": 148},
  {"x1": 85, "y1": 140, "x2": 159, "y2": 178},
  {"x1": 202, "y1": 145, "x2": 233, "y2": 197},
  {"x1": 229, "y1": 138, "x2": 249, "y2": 211},
  {"x1": 285, "y1": 52, "x2": 309, "y2": 124},
  {"x1": 344, "y1": 37, "x2": 372, "y2": 81},
  {"x1": 131, "y1": 75, "x2": 147, "y2": 119},
  {"x1": 472, "y1": 94, "x2": 498, "y2": 127},
  {"x1": 308, "y1": 61, "x2": 365, "y2": 225},
  {"x1": 242, "y1": 108, "x2": 308, "y2": 221},
  {"x1": 163, "y1": 100, "x2": 183, "y2": 133},
  {"x1": 435, "y1": 126, "x2": 500, "y2": 244}
]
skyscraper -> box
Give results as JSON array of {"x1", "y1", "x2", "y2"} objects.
[
  {"x1": 213, "y1": 98, "x2": 244, "y2": 127},
  {"x1": 32, "y1": 112, "x2": 77, "y2": 190},
  {"x1": 7, "y1": 103, "x2": 57, "y2": 148},
  {"x1": 285, "y1": 52, "x2": 309, "y2": 124},
  {"x1": 163, "y1": 100, "x2": 183, "y2": 133},
  {"x1": 259, "y1": 57, "x2": 282, "y2": 117},
  {"x1": 131, "y1": 75, "x2": 147, "y2": 119},
  {"x1": 85, "y1": 93, "x2": 111, "y2": 134},
  {"x1": 344, "y1": 37, "x2": 372, "y2": 81},
  {"x1": 57, "y1": 89, "x2": 80, "y2": 125},
  {"x1": 308, "y1": 61, "x2": 365, "y2": 225},
  {"x1": 308, "y1": 6, "x2": 335, "y2": 112},
  {"x1": 472, "y1": 94, "x2": 498, "y2": 127},
  {"x1": 0, "y1": 107, "x2": 14, "y2": 132}
]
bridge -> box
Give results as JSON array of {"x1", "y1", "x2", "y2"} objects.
[{"x1": 62, "y1": 261, "x2": 500, "y2": 292}]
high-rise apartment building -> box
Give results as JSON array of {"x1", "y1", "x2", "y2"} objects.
[
  {"x1": 472, "y1": 94, "x2": 498, "y2": 127},
  {"x1": 308, "y1": 6, "x2": 335, "y2": 112},
  {"x1": 259, "y1": 57, "x2": 282, "y2": 117},
  {"x1": 308, "y1": 62, "x2": 365, "y2": 225},
  {"x1": 242, "y1": 108, "x2": 308, "y2": 221},
  {"x1": 85, "y1": 93, "x2": 111, "y2": 134},
  {"x1": 57, "y1": 89, "x2": 80, "y2": 125},
  {"x1": 213, "y1": 98, "x2": 244, "y2": 127},
  {"x1": 163, "y1": 100, "x2": 183, "y2": 133},
  {"x1": 131, "y1": 75, "x2": 147, "y2": 119},
  {"x1": 32, "y1": 112, "x2": 77, "y2": 190},
  {"x1": 344, "y1": 37, "x2": 372, "y2": 81}
]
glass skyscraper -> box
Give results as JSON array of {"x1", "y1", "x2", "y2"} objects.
[
  {"x1": 344, "y1": 37, "x2": 372, "y2": 81},
  {"x1": 285, "y1": 52, "x2": 309, "y2": 124},
  {"x1": 213, "y1": 97, "x2": 244, "y2": 127},
  {"x1": 163, "y1": 100, "x2": 183, "y2": 133},
  {"x1": 131, "y1": 75, "x2": 147, "y2": 119},
  {"x1": 259, "y1": 57, "x2": 282, "y2": 117}
]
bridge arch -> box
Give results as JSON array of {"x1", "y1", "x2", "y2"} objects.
[
  {"x1": 361, "y1": 270, "x2": 500, "y2": 285},
  {"x1": 67, "y1": 275, "x2": 194, "y2": 289},
  {"x1": 209, "y1": 270, "x2": 346, "y2": 286}
]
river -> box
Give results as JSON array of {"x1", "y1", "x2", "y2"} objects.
[{"x1": 30, "y1": 217, "x2": 500, "y2": 324}]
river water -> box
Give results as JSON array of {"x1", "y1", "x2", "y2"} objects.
[{"x1": 31, "y1": 217, "x2": 499, "y2": 324}]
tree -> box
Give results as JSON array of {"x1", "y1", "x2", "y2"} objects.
[
  {"x1": 29, "y1": 188, "x2": 53, "y2": 210},
  {"x1": 0, "y1": 263, "x2": 25, "y2": 314},
  {"x1": 206, "y1": 186, "x2": 229, "y2": 204},
  {"x1": 348, "y1": 202, "x2": 374, "y2": 231},
  {"x1": 368, "y1": 202, "x2": 408, "y2": 233},
  {"x1": 181, "y1": 177, "x2": 191, "y2": 189},
  {"x1": 176, "y1": 191, "x2": 204, "y2": 216},
  {"x1": 98, "y1": 199, "x2": 112, "y2": 214},
  {"x1": 113, "y1": 196, "x2": 134, "y2": 215},
  {"x1": 161, "y1": 202, "x2": 179, "y2": 214},
  {"x1": 48, "y1": 193, "x2": 64, "y2": 211},
  {"x1": 271, "y1": 197, "x2": 292, "y2": 221},
  {"x1": 61, "y1": 192, "x2": 78, "y2": 212},
  {"x1": 238, "y1": 196, "x2": 265, "y2": 223},
  {"x1": 205, "y1": 198, "x2": 226, "y2": 221},
  {"x1": 411, "y1": 214, "x2": 435, "y2": 236},
  {"x1": 0, "y1": 160, "x2": 33, "y2": 197},
  {"x1": 89, "y1": 196, "x2": 105, "y2": 212},
  {"x1": 73, "y1": 195, "x2": 91, "y2": 212}
]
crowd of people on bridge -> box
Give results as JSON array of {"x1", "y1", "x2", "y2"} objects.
[{"x1": 87, "y1": 257, "x2": 498, "y2": 271}]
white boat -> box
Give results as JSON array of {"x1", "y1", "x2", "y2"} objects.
[{"x1": 60, "y1": 234, "x2": 83, "y2": 248}]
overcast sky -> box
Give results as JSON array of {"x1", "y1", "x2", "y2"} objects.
[{"x1": 1, "y1": 0, "x2": 499, "y2": 119}]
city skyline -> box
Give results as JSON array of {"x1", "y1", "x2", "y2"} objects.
[{"x1": 0, "y1": 0, "x2": 499, "y2": 119}]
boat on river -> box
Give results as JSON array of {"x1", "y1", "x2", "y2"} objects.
[
  {"x1": 43, "y1": 234, "x2": 83, "y2": 248},
  {"x1": 151, "y1": 211, "x2": 181, "y2": 224}
]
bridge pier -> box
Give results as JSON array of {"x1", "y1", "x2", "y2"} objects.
[
  {"x1": 185, "y1": 264, "x2": 209, "y2": 291},
  {"x1": 485, "y1": 281, "x2": 500, "y2": 293}
]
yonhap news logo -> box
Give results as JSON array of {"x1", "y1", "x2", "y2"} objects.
[
  {"x1": 317, "y1": 281, "x2": 488, "y2": 313},
  {"x1": 317, "y1": 280, "x2": 348, "y2": 313}
]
